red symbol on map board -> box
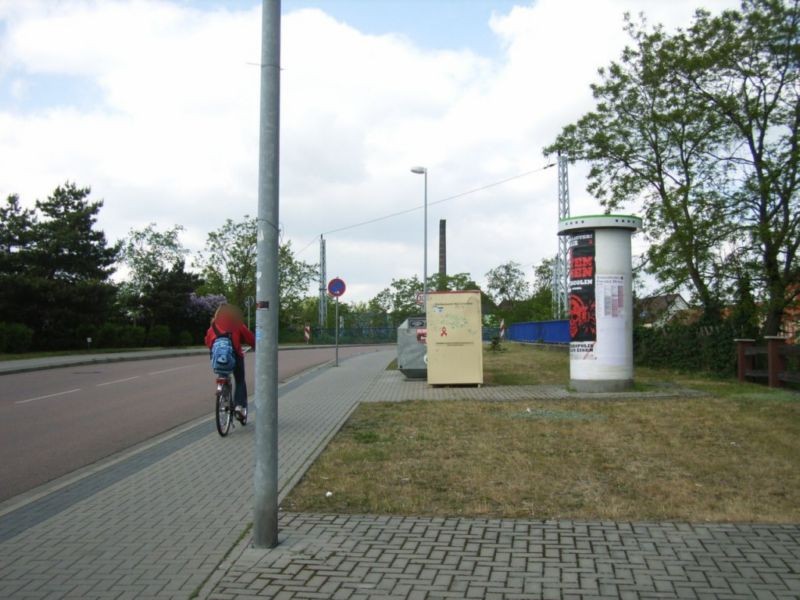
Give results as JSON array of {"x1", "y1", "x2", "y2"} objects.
[{"x1": 440, "y1": 327, "x2": 448, "y2": 337}]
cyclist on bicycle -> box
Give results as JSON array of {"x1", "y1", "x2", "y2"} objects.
[{"x1": 205, "y1": 304, "x2": 255, "y2": 422}]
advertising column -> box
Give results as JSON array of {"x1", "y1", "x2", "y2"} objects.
[{"x1": 558, "y1": 215, "x2": 641, "y2": 392}]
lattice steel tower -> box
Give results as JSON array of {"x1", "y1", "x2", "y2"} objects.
[{"x1": 554, "y1": 152, "x2": 570, "y2": 318}]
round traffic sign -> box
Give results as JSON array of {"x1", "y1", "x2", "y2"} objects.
[{"x1": 327, "y1": 277, "x2": 346, "y2": 297}]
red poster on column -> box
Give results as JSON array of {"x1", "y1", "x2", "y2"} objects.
[{"x1": 568, "y1": 231, "x2": 596, "y2": 342}]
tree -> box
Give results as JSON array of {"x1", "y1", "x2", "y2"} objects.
[
  {"x1": 141, "y1": 260, "x2": 202, "y2": 341},
  {"x1": 546, "y1": 1, "x2": 800, "y2": 334},
  {"x1": 278, "y1": 240, "x2": 318, "y2": 328},
  {"x1": 32, "y1": 183, "x2": 119, "y2": 284},
  {"x1": 119, "y1": 223, "x2": 190, "y2": 331},
  {"x1": 0, "y1": 195, "x2": 35, "y2": 275},
  {"x1": 195, "y1": 217, "x2": 317, "y2": 329},
  {"x1": 529, "y1": 257, "x2": 555, "y2": 321},
  {"x1": 0, "y1": 196, "x2": 37, "y2": 329},
  {"x1": 196, "y1": 217, "x2": 257, "y2": 308},
  {"x1": 546, "y1": 15, "x2": 733, "y2": 322},
  {"x1": 485, "y1": 261, "x2": 530, "y2": 306},
  {"x1": 0, "y1": 184, "x2": 119, "y2": 348},
  {"x1": 671, "y1": 0, "x2": 800, "y2": 334},
  {"x1": 369, "y1": 272, "x2": 493, "y2": 327}
]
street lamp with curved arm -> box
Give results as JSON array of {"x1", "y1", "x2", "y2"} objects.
[{"x1": 410, "y1": 166, "x2": 428, "y2": 304}]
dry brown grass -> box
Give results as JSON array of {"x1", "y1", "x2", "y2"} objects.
[
  {"x1": 483, "y1": 342, "x2": 568, "y2": 385},
  {"x1": 285, "y1": 345, "x2": 800, "y2": 522}
]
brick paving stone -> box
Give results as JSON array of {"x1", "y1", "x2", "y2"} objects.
[
  {"x1": 209, "y1": 512, "x2": 800, "y2": 599},
  {"x1": 0, "y1": 350, "x2": 394, "y2": 600}
]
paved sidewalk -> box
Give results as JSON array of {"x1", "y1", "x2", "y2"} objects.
[
  {"x1": 211, "y1": 514, "x2": 800, "y2": 600},
  {"x1": 0, "y1": 348, "x2": 393, "y2": 599},
  {"x1": 205, "y1": 371, "x2": 800, "y2": 600}
]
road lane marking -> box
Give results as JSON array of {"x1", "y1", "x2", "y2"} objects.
[
  {"x1": 96, "y1": 376, "x2": 140, "y2": 387},
  {"x1": 16, "y1": 388, "x2": 82, "y2": 405},
  {"x1": 147, "y1": 365, "x2": 198, "y2": 376}
]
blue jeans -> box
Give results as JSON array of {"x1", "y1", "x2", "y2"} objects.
[{"x1": 233, "y1": 354, "x2": 247, "y2": 410}]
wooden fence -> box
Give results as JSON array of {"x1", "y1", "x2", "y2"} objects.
[{"x1": 735, "y1": 336, "x2": 800, "y2": 388}]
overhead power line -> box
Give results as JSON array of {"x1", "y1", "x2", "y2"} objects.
[{"x1": 294, "y1": 163, "x2": 555, "y2": 256}]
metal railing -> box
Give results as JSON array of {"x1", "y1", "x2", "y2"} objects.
[{"x1": 735, "y1": 337, "x2": 800, "y2": 388}]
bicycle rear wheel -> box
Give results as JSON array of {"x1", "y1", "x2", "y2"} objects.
[{"x1": 215, "y1": 383, "x2": 233, "y2": 436}]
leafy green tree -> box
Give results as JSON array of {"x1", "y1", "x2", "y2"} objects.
[
  {"x1": 529, "y1": 257, "x2": 555, "y2": 321},
  {"x1": 195, "y1": 216, "x2": 317, "y2": 329},
  {"x1": 485, "y1": 261, "x2": 530, "y2": 306},
  {"x1": 196, "y1": 217, "x2": 257, "y2": 308},
  {"x1": 119, "y1": 223, "x2": 190, "y2": 331},
  {"x1": 670, "y1": 0, "x2": 800, "y2": 334},
  {"x1": 279, "y1": 240, "x2": 319, "y2": 328},
  {"x1": 546, "y1": 16, "x2": 732, "y2": 322},
  {"x1": 369, "y1": 276, "x2": 423, "y2": 326},
  {"x1": 369, "y1": 272, "x2": 492, "y2": 327},
  {"x1": 547, "y1": 0, "x2": 800, "y2": 334},
  {"x1": 142, "y1": 260, "x2": 202, "y2": 340}
]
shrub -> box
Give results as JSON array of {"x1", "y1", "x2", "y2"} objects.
[
  {"x1": 75, "y1": 323, "x2": 97, "y2": 349},
  {"x1": 118, "y1": 325, "x2": 146, "y2": 348},
  {"x1": 634, "y1": 321, "x2": 736, "y2": 375},
  {"x1": 176, "y1": 330, "x2": 193, "y2": 346},
  {"x1": 0, "y1": 322, "x2": 34, "y2": 353},
  {"x1": 147, "y1": 324, "x2": 171, "y2": 347},
  {"x1": 96, "y1": 323, "x2": 122, "y2": 348}
]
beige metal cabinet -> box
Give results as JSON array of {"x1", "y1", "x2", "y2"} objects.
[{"x1": 425, "y1": 291, "x2": 483, "y2": 385}]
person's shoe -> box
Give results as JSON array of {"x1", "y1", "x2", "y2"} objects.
[{"x1": 234, "y1": 405, "x2": 247, "y2": 424}]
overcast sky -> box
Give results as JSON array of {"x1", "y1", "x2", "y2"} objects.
[{"x1": 0, "y1": 0, "x2": 740, "y2": 303}]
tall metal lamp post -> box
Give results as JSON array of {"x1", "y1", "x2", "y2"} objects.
[{"x1": 410, "y1": 166, "x2": 428, "y2": 303}]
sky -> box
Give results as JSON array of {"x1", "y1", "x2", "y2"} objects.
[{"x1": 0, "y1": 0, "x2": 741, "y2": 304}]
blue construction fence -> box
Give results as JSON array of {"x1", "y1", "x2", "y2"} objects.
[{"x1": 507, "y1": 320, "x2": 570, "y2": 344}]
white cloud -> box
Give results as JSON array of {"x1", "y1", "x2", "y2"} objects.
[{"x1": 0, "y1": 0, "x2": 740, "y2": 304}]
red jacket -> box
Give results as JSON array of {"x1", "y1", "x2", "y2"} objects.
[{"x1": 205, "y1": 316, "x2": 255, "y2": 357}]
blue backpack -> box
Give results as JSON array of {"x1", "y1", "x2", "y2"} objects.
[{"x1": 210, "y1": 323, "x2": 236, "y2": 375}]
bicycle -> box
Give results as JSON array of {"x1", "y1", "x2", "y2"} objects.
[{"x1": 214, "y1": 347, "x2": 250, "y2": 437}]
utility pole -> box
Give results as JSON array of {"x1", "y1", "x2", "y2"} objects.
[
  {"x1": 555, "y1": 152, "x2": 570, "y2": 318},
  {"x1": 318, "y1": 235, "x2": 327, "y2": 328},
  {"x1": 253, "y1": 0, "x2": 280, "y2": 549}
]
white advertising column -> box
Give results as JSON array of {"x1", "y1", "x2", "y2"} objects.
[{"x1": 558, "y1": 215, "x2": 641, "y2": 392}]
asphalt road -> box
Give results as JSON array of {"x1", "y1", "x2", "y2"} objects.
[{"x1": 0, "y1": 345, "x2": 387, "y2": 503}]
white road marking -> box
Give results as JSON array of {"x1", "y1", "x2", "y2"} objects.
[
  {"x1": 147, "y1": 365, "x2": 197, "y2": 376},
  {"x1": 96, "y1": 376, "x2": 140, "y2": 387},
  {"x1": 16, "y1": 388, "x2": 82, "y2": 405}
]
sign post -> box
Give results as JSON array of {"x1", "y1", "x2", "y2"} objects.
[{"x1": 327, "y1": 277, "x2": 346, "y2": 366}]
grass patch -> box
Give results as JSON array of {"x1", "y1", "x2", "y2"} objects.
[
  {"x1": 483, "y1": 342, "x2": 568, "y2": 385},
  {"x1": 386, "y1": 358, "x2": 398, "y2": 370},
  {"x1": 285, "y1": 359, "x2": 800, "y2": 522}
]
